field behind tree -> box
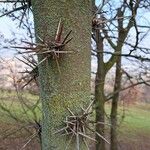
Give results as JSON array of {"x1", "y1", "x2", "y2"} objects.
[
  {"x1": 106, "y1": 103, "x2": 150, "y2": 150},
  {"x1": 0, "y1": 90, "x2": 150, "y2": 150}
]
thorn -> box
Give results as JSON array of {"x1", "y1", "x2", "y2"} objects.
[
  {"x1": 62, "y1": 30, "x2": 72, "y2": 44},
  {"x1": 55, "y1": 18, "x2": 64, "y2": 43}
]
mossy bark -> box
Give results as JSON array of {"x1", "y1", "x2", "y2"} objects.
[
  {"x1": 110, "y1": 55, "x2": 122, "y2": 150},
  {"x1": 31, "y1": 1, "x2": 91, "y2": 150},
  {"x1": 95, "y1": 28, "x2": 106, "y2": 150}
]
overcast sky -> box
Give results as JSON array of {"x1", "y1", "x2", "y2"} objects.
[{"x1": 0, "y1": 1, "x2": 150, "y2": 73}]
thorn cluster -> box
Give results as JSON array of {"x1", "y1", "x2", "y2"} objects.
[
  {"x1": 54, "y1": 100, "x2": 110, "y2": 149},
  {"x1": 11, "y1": 19, "x2": 73, "y2": 73}
]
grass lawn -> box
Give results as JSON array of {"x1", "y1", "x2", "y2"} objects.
[
  {"x1": 0, "y1": 90, "x2": 150, "y2": 149},
  {"x1": 105, "y1": 102, "x2": 150, "y2": 136},
  {"x1": 120, "y1": 104, "x2": 150, "y2": 135},
  {"x1": 0, "y1": 90, "x2": 41, "y2": 124},
  {"x1": 105, "y1": 103, "x2": 150, "y2": 150}
]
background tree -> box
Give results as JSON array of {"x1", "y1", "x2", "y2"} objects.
[{"x1": 92, "y1": 0, "x2": 150, "y2": 150}]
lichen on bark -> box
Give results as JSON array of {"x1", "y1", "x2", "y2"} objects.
[{"x1": 31, "y1": 1, "x2": 91, "y2": 149}]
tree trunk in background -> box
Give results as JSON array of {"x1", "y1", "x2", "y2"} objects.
[
  {"x1": 95, "y1": 28, "x2": 106, "y2": 150},
  {"x1": 110, "y1": 56, "x2": 122, "y2": 150},
  {"x1": 31, "y1": 1, "x2": 91, "y2": 149},
  {"x1": 92, "y1": 1, "x2": 106, "y2": 150}
]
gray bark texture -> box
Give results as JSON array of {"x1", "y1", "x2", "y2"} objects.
[{"x1": 31, "y1": 1, "x2": 91, "y2": 150}]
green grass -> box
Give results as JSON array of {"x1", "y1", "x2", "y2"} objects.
[
  {"x1": 123, "y1": 106, "x2": 150, "y2": 127},
  {"x1": 0, "y1": 90, "x2": 41, "y2": 124},
  {"x1": 0, "y1": 90, "x2": 150, "y2": 140},
  {"x1": 105, "y1": 103, "x2": 150, "y2": 140}
]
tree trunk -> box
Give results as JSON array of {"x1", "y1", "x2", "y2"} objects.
[
  {"x1": 95, "y1": 28, "x2": 106, "y2": 150},
  {"x1": 31, "y1": 1, "x2": 91, "y2": 150},
  {"x1": 110, "y1": 56, "x2": 122, "y2": 150}
]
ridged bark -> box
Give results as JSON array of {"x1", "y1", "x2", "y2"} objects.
[{"x1": 31, "y1": 1, "x2": 91, "y2": 149}]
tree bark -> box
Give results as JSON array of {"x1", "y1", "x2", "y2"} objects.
[
  {"x1": 31, "y1": 1, "x2": 91, "y2": 149},
  {"x1": 95, "y1": 28, "x2": 106, "y2": 150},
  {"x1": 110, "y1": 55, "x2": 122, "y2": 150}
]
